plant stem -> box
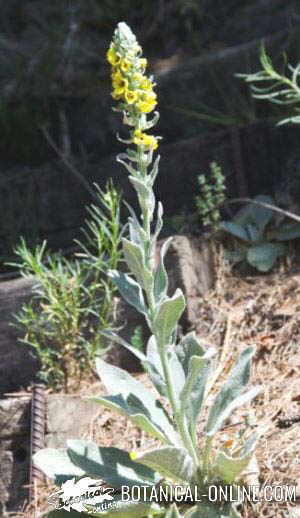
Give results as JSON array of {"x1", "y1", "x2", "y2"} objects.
[{"x1": 135, "y1": 145, "x2": 200, "y2": 466}]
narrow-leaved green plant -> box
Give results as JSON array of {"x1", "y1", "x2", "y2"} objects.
[
  {"x1": 12, "y1": 181, "x2": 123, "y2": 391},
  {"x1": 34, "y1": 23, "x2": 262, "y2": 517},
  {"x1": 238, "y1": 45, "x2": 300, "y2": 126}
]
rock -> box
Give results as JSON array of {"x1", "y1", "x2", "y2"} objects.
[
  {"x1": 46, "y1": 395, "x2": 103, "y2": 448},
  {"x1": 163, "y1": 235, "x2": 215, "y2": 327},
  {"x1": 0, "y1": 397, "x2": 30, "y2": 438},
  {"x1": 0, "y1": 277, "x2": 39, "y2": 395},
  {"x1": 0, "y1": 396, "x2": 31, "y2": 515}
]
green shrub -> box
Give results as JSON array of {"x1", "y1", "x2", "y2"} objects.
[{"x1": 12, "y1": 181, "x2": 123, "y2": 391}]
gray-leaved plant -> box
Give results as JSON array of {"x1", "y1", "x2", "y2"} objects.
[{"x1": 34, "y1": 23, "x2": 262, "y2": 518}]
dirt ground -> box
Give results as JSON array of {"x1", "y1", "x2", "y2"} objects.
[{"x1": 17, "y1": 252, "x2": 300, "y2": 518}]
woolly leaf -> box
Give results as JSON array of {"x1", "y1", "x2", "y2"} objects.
[
  {"x1": 108, "y1": 270, "x2": 147, "y2": 315},
  {"x1": 153, "y1": 289, "x2": 185, "y2": 346},
  {"x1": 135, "y1": 447, "x2": 194, "y2": 483}
]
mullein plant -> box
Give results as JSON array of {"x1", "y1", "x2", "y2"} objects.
[{"x1": 34, "y1": 23, "x2": 262, "y2": 518}]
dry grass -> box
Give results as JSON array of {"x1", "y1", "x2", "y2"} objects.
[{"x1": 14, "y1": 253, "x2": 300, "y2": 517}]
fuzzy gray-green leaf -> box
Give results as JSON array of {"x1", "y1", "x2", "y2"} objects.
[
  {"x1": 168, "y1": 350, "x2": 186, "y2": 404},
  {"x1": 153, "y1": 237, "x2": 172, "y2": 303},
  {"x1": 213, "y1": 449, "x2": 255, "y2": 484},
  {"x1": 129, "y1": 176, "x2": 155, "y2": 216},
  {"x1": 144, "y1": 335, "x2": 167, "y2": 396},
  {"x1": 205, "y1": 347, "x2": 260, "y2": 436},
  {"x1": 122, "y1": 238, "x2": 152, "y2": 292},
  {"x1": 270, "y1": 222, "x2": 300, "y2": 241},
  {"x1": 94, "y1": 359, "x2": 180, "y2": 445},
  {"x1": 154, "y1": 202, "x2": 164, "y2": 240},
  {"x1": 180, "y1": 350, "x2": 214, "y2": 429},
  {"x1": 33, "y1": 448, "x2": 84, "y2": 484},
  {"x1": 108, "y1": 270, "x2": 146, "y2": 315},
  {"x1": 153, "y1": 289, "x2": 185, "y2": 345},
  {"x1": 176, "y1": 332, "x2": 207, "y2": 376},
  {"x1": 66, "y1": 440, "x2": 160, "y2": 487},
  {"x1": 135, "y1": 447, "x2": 194, "y2": 483}
]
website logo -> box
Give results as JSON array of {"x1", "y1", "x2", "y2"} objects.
[{"x1": 48, "y1": 477, "x2": 118, "y2": 513}]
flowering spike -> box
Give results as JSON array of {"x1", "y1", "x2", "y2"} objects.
[{"x1": 107, "y1": 22, "x2": 160, "y2": 152}]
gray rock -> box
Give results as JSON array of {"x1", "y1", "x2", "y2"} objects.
[
  {"x1": 0, "y1": 277, "x2": 39, "y2": 395},
  {"x1": 0, "y1": 397, "x2": 31, "y2": 439},
  {"x1": 46, "y1": 395, "x2": 103, "y2": 448},
  {"x1": 0, "y1": 397, "x2": 31, "y2": 514},
  {"x1": 163, "y1": 235, "x2": 215, "y2": 326}
]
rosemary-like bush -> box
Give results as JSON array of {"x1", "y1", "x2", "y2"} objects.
[{"x1": 13, "y1": 181, "x2": 123, "y2": 391}]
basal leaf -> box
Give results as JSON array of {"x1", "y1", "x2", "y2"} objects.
[
  {"x1": 270, "y1": 222, "x2": 300, "y2": 241},
  {"x1": 213, "y1": 449, "x2": 255, "y2": 484},
  {"x1": 33, "y1": 448, "x2": 85, "y2": 484},
  {"x1": 67, "y1": 440, "x2": 160, "y2": 487},
  {"x1": 184, "y1": 502, "x2": 241, "y2": 517},
  {"x1": 135, "y1": 447, "x2": 194, "y2": 483},
  {"x1": 91, "y1": 394, "x2": 171, "y2": 443}
]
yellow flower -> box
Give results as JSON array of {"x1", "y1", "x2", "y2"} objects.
[
  {"x1": 120, "y1": 59, "x2": 132, "y2": 73},
  {"x1": 112, "y1": 72, "x2": 128, "y2": 95},
  {"x1": 129, "y1": 451, "x2": 138, "y2": 460},
  {"x1": 106, "y1": 46, "x2": 121, "y2": 66},
  {"x1": 133, "y1": 129, "x2": 158, "y2": 150},
  {"x1": 140, "y1": 77, "x2": 154, "y2": 91},
  {"x1": 132, "y1": 73, "x2": 154, "y2": 91},
  {"x1": 136, "y1": 92, "x2": 157, "y2": 113},
  {"x1": 111, "y1": 90, "x2": 122, "y2": 100},
  {"x1": 124, "y1": 89, "x2": 138, "y2": 104}
]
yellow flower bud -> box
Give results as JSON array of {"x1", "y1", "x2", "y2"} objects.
[
  {"x1": 137, "y1": 58, "x2": 147, "y2": 71},
  {"x1": 106, "y1": 46, "x2": 121, "y2": 66}
]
